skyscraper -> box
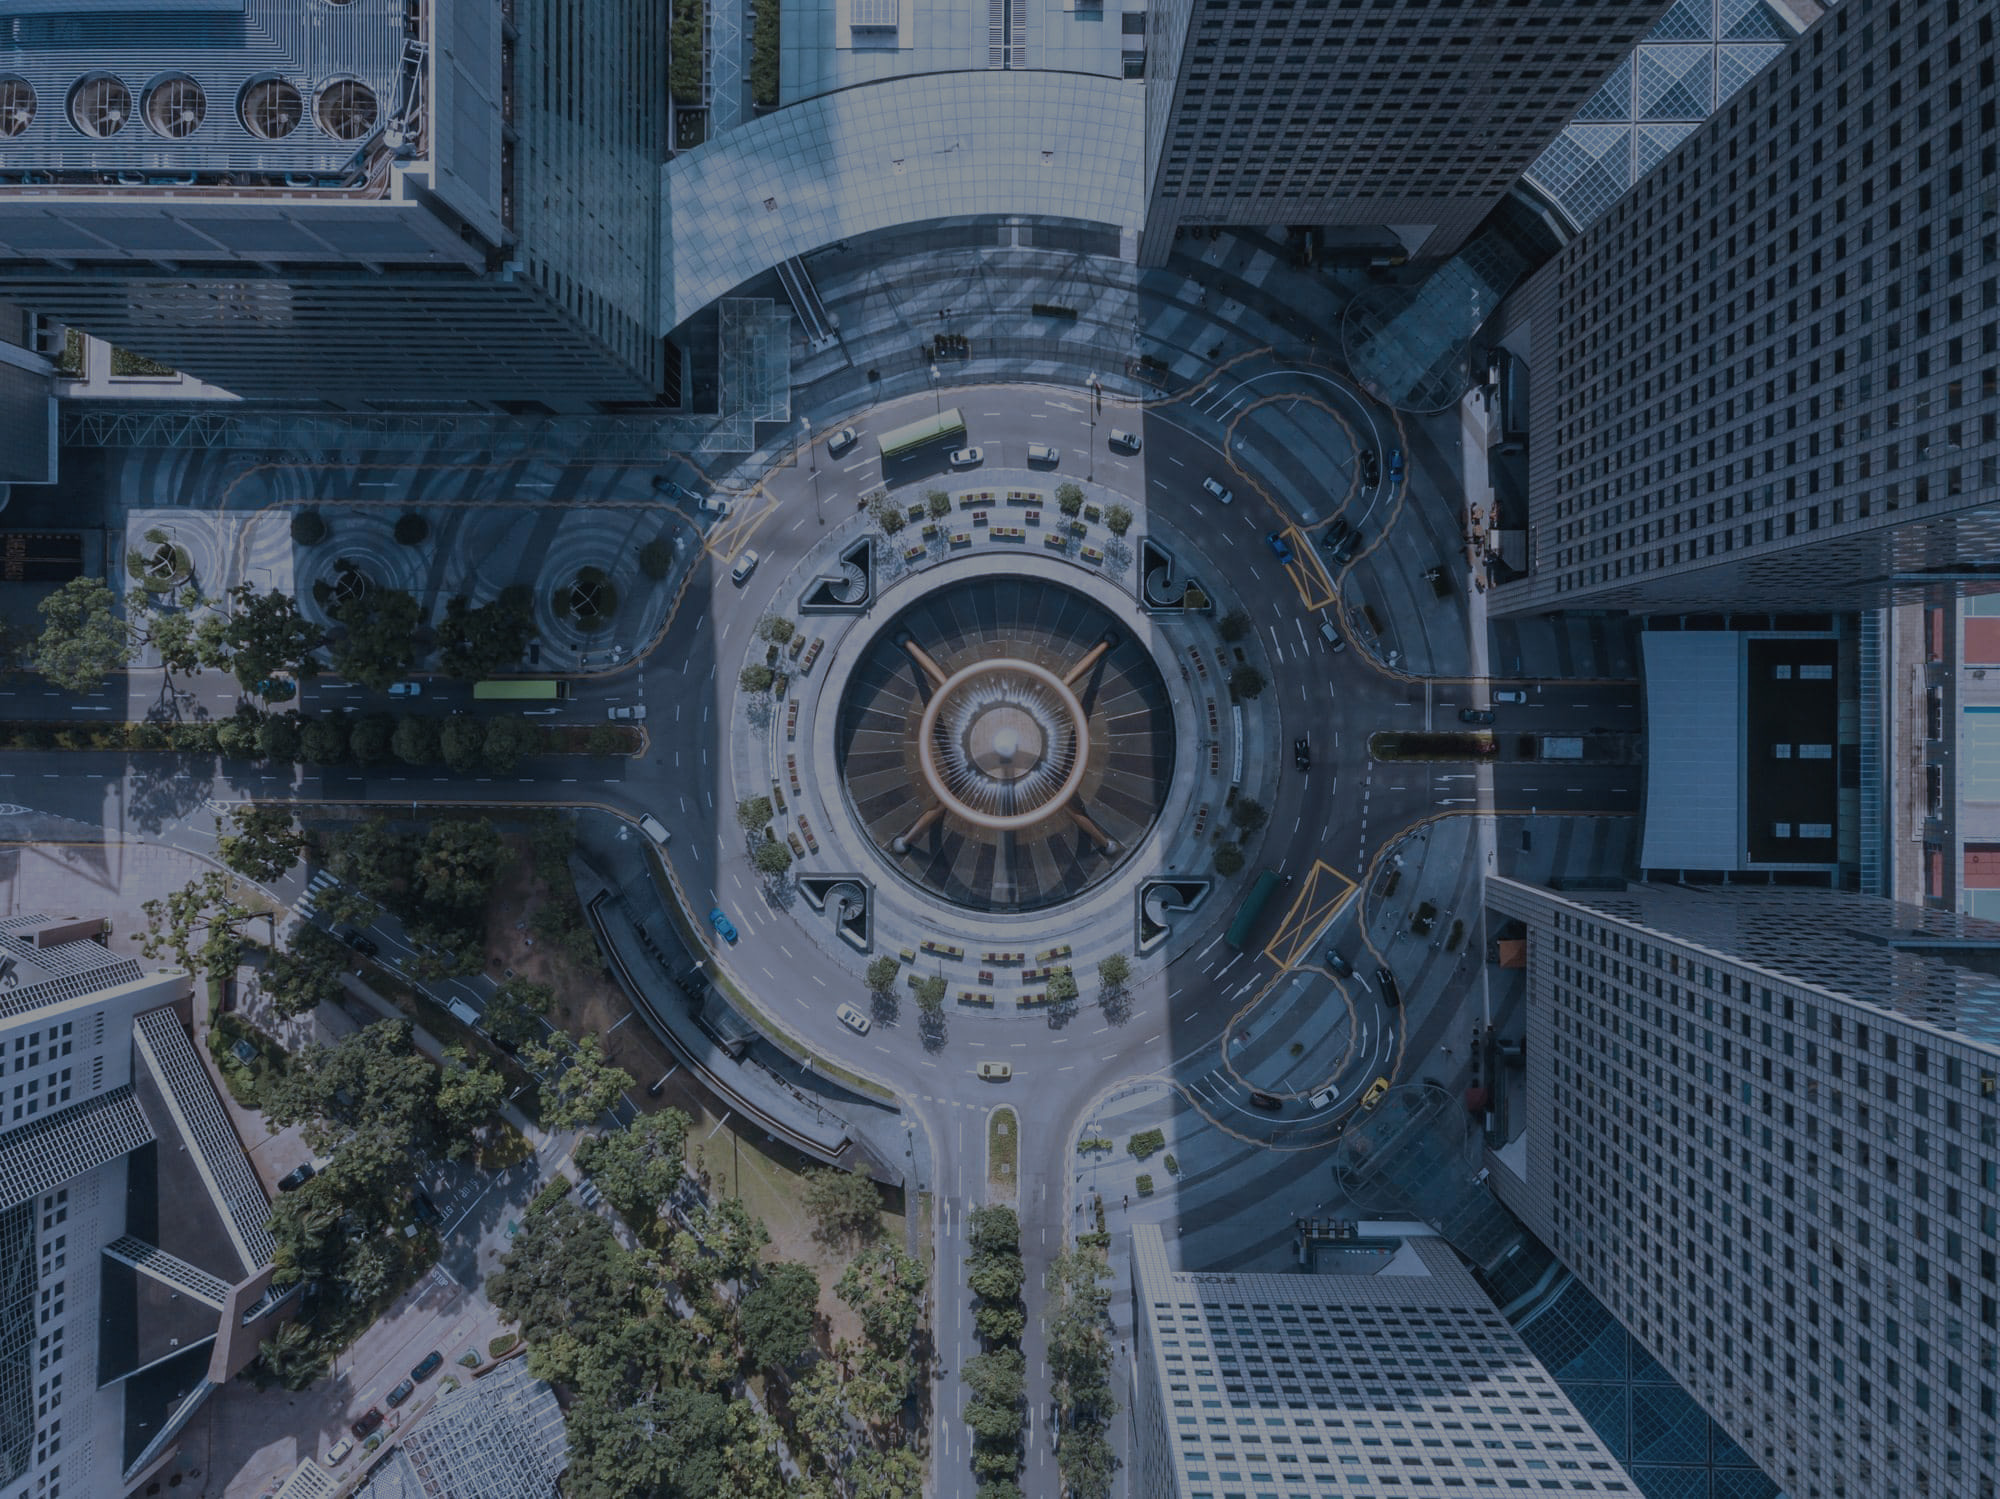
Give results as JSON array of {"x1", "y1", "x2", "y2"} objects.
[
  {"x1": 1139, "y1": 0, "x2": 1676, "y2": 265},
  {"x1": 1, "y1": 913, "x2": 281, "y2": 1499},
  {"x1": 0, "y1": 0, "x2": 669, "y2": 411},
  {"x1": 1497, "y1": 0, "x2": 1999, "y2": 615},
  {"x1": 1485, "y1": 875, "x2": 2000, "y2": 1499},
  {"x1": 1128, "y1": 1222, "x2": 1641, "y2": 1496}
]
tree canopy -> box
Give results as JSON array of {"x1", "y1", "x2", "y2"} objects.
[
  {"x1": 217, "y1": 803, "x2": 308, "y2": 883},
  {"x1": 34, "y1": 577, "x2": 131, "y2": 692},
  {"x1": 328, "y1": 584, "x2": 422, "y2": 690},
  {"x1": 436, "y1": 587, "x2": 536, "y2": 680}
]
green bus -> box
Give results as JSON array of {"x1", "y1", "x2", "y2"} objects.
[
  {"x1": 878, "y1": 406, "x2": 966, "y2": 460},
  {"x1": 1225, "y1": 869, "x2": 1283, "y2": 951},
  {"x1": 473, "y1": 679, "x2": 572, "y2": 701}
]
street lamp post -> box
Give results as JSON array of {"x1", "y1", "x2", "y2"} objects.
[
  {"x1": 1087, "y1": 371, "x2": 1099, "y2": 483},
  {"x1": 802, "y1": 415, "x2": 821, "y2": 524},
  {"x1": 929, "y1": 362, "x2": 941, "y2": 415}
]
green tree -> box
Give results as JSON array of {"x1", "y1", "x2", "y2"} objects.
[
  {"x1": 1097, "y1": 951, "x2": 1131, "y2": 993},
  {"x1": 215, "y1": 713, "x2": 261, "y2": 759},
  {"x1": 579, "y1": 1106, "x2": 690, "y2": 1218},
  {"x1": 262, "y1": 926, "x2": 348, "y2": 1018},
  {"x1": 328, "y1": 818, "x2": 415, "y2": 903},
  {"x1": 255, "y1": 1317, "x2": 323, "y2": 1391},
  {"x1": 967, "y1": 1204, "x2": 1019, "y2": 1257},
  {"x1": 486, "y1": 1195, "x2": 635, "y2": 1350},
  {"x1": 800, "y1": 1167, "x2": 881, "y2": 1248},
  {"x1": 263, "y1": 1019, "x2": 440, "y2": 1159},
  {"x1": 1055, "y1": 481, "x2": 1085, "y2": 517},
  {"x1": 435, "y1": 587, "x2": 536, "y2": 679},
  {"x1": 34, "y1": 577, "x2": 130, "y2": 691},
  {"x1": 1103, "y1": 502, "x2": 1133, "y2": 537},
  {"x1": 132, "y1": 594, "x2": 206, "y2": 688},
  {"x1": 391, "y1": 715, "x2": 440, "y2": 765},
  {"x1": 299, "y1": 714, "x2": 348, "y2": 764},
  {"x1": 439, "y1": 715, "x2": 486, "y2": 773},
  {"x1": 735, "y1": 795, "x2": 773, "y2": 832},
  {"x1": 849, "y1": 1447, "x2": 924, "y2": 1499},
  {"x1": 434, "y1": 1052, "x2": 507, "y2": 1150},
  {"x1": 1218, "y1": 607, "x2": 1251, "y2": 643},
  {"x1": 752, "y1": 838, "x2": 793, "y2": 876},
  {"x1": 525, "y1": 1032, "x2": 633, "y2": 1129},
  {"x1": 414, "y1": 818, "x2": 508, "y2": 911},
  {"x1": 328, "y1": 585, "x2": 422, "y2": 690},
  {"x1": 350, "y1": 713, "x2": 395, "y2": 762},
  {"x1": 217, "y1": 804, "x2": 307, "y2": 882},
  {"x1": 1230, "y1": 664, "x2": 1267, "y2": 700},
  {"x1": 639, "y1": 537, "x2": 675, "y2": 581},
  {"x1": 912, "y1": 974, "x2": 947, "y2": 1014},
  {"x1": 1214, "y1": 843, "x2": 1246, "y2": 877},
  {"x1": 483, "y1": 977, "x2": 553, "y2": 1048},
  {"x1": 925, "y1": 489, "x2": 952, "y2": 520},
  {"x1": 867, "y1": 491, "x2": 905, "y2": 536},
  {"x1": 737, "y1": 1261, "x2": 818, "y2": 1371},
  {"x1": 255, "y1": 713, "x2": 302, "y2": 763},
  {"x1": 1045, "y1": 967, "x2": 1078, "y2": 1005},
  {"x1": 976, "y1": 1482, "x2": 1026, "y2": 1499},
  {"x1": 220, "y1": 583, "x2": 322, "y2": 691},
  {"x1": 688, "y1": 1197, "x2": 770, "y2": 1285},
  {"x1": 962, "y1": 1346, "x2": 1026, "y2": 1441},
  {"x1": 482, "y1": 715, "x2": 539, "y2": 773},
  {"x1": 738, "y1": 663, "x2": 774, "y2": 693},
  {"x1": 754, "y1": 614, "x2": 795, "y2": 645},
  {"x1": 864, "y1": 955, "x2": 900, "y2": 994},
  {"x1": 1231, "y1": 796, "x2": 1268, "y2": 835},
  {"x1": 976, "y1": 1296, "x2": 1027, "y2": 1345},
  {"x1": 138, "y1": 871, "x2": 259, "y2": 978},
  {"x1": 836, "y1": 1243, "x2": 926, "y2": 1357},
  {"x1": 967, "y1": 1249, "x2": 1025, "y2": 1307},
  {"x1": 714, "y1": 1404, "x2": 798, "y2": 1499}
]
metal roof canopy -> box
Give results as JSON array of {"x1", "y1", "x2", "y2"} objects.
[{"x1": 1640, "y1": 630, "x2": 1745, "y2": 871}]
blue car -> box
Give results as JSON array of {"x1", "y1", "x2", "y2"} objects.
[
  {"x1": 708, "y1": 907, "x2": 739, "y2": 944},
  {"x1": 1386, "y1": 447, "x2": 1404, "y2": 485},
  {"x1": 1265, "y1": 530, "x2": 1295, "y2": 563}
]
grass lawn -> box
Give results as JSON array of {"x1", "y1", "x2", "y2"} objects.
[{"x1": 987, "y1": 1106, "x2": 1018, "y2": 1201}]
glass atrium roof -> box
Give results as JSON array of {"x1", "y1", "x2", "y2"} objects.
[{"x1": 1523, "y1": 0, "x2": 1796, "y2": 230}]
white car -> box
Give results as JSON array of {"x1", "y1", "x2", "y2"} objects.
[
  {"x1": 827, "y1": 427, "x2": 859, "y2": 456},
  {"x1": 950, "y1": 447, "x2": 984, "y2": 468},
  {"x1": 1202, "y1": 477, "x2": 1234, "y2": 505},
  {"x1": 325, "y1": 1437, "x2": 355, "y2": 1466},
  {"x1": 638, "y1": 814, "x2": 671, "y2": 846},
  {"x1": 607, "y1": 705, "x2": 647, "y2": 720},
  {"x1": 698, "y1": 494, "x2": 732, "y2": 517},
  {"x1": 835, "y1": 1003, "x2": 871, "y2": 1035},
  {"x1": 1109, "y1": 429, "x2": 1141, "y2": 452},
  {"x1": 731, "y1": 549, "x2": 761, "y2": 585},
  {"x1": 1309, "y1": 1084, "x2": 1338, "y2": 1109},
  {"x1": 1493, "y1": 689, "x2": 1528, "y2": 704},
  {"x1": 388, "y1": 681, "x2": 422, "y2": 697},
  {"x1": 1027, "y1": 442, "x2": 1060, "y2": 465}
]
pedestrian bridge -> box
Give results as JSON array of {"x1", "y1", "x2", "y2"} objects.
[{"x1": 662, "y1": 70, "x2": 1145, "y2": 329}]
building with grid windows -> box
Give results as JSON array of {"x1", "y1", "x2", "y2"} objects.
[
  {"x1": 1485, "y1": 875, "x2": 2000, "y2": 1499},
  {"x1": 358, "y1": 1356, "x2": 567, "y2": 1499},
  {"x1": 0, "y1": 0, "x2": 671, "y2": 410},
  {"x1": 1, "y1": 913, "x2": 281, "y2": 1499},
  {"x1": 1498, "y1": 0, "x2": 2000, "y2": 616},
  {"x1": 1128, "y1": 1222, "x2": 1640, "y2": 1497},
  {"x1": 1138, "y1": 0, "x2": 1678, "y2": 264}
]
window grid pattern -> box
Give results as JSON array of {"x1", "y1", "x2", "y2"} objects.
[
  {"x1": 1489, "y1": 875, "x2": 2000, "y2": 1499},
  {"x1": 1502, "y1": 0, "x2": 2000, "y2": 616},
  {"x1": 1130, "y1": 1224, "x2": 1641, "y2": 1496}
]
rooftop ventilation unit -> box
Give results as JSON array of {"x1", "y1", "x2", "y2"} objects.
[
  {"x1": 238, "y1": 77, "x2": 301, "y2": 140},
  {"x1": 68, "y1": 73, "x2": 131, "y2": 137},
  {"x1": 314, "y1": 79, "x2": 378, "y2": 141},
  {"x1": 0, "y1": 76, "x2": 32, "y2": 137},
  {"x1": 144, "y1": 75, "x2": 206, "y2": 138}
]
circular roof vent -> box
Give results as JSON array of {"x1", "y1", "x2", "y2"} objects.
[
  {"x1": 314, "y1": 79, "x2": 378, "y2": 142},
  {"x1": 0, "y1": 77, "x2": 35, "y2": 138},
  {"x1": 68, "y1": 73, "x2": 131, "y2": 138},
  {"x1": 143, "y1": 75, "x2": 206, "y2": 139},
  {"x1": 238, "y1": 77, "x2": 302, "y2": 140}
]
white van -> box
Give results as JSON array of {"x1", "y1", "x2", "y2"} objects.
[
  {"x1": 638, "y1": 814, "x2": 672, "y2": 845},
  {"x1": 1026, "y1": 442, "x2": 1060, "y2": 465}
]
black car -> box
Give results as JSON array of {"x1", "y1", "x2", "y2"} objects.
[
  {"x1": 1294, "y1": 735, "x2": 1311, "y2": 771},
  {"x1": 1323, "y1": 527, "x2": 1358, "y2": 565},
  {"x1": 411, "y1": 1350, "x2": 444, "y2": 1383},
  {"x1": 1457, "y1": 708, "x2": 1495, "y2": 725},
  {"x1": 1248, "y1": 1090, "x2": 1284, "y2": 1112},
  {"x1": 1360, "y1": 450, "x2": 1380, "y2": 486},
  {"x1": 386, "y1": 1378, "x2": 416, "y2": 1409},
  {"x1": 1376, "y1": 968, "x2": 1402, "y2": 1008},
  {"x1": 337, "y1": 927, "x2": 379, "y2": 958},
  {"x1": 1323, "y1": 947, "x2": 1353, "y2": 978},
  {"x1": 411, "y1": 1187, "x2": 441, "y2": 1226},
  {"x1": 1423, "y1": 565, "x2": 1453, "y2": 598},
  {"x1": 277, "y1": 1162, "x2": 317, "y2": 1194},
  {"x1": 351, "y1": 1408, "x2": 384, "y2": 1440}
]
